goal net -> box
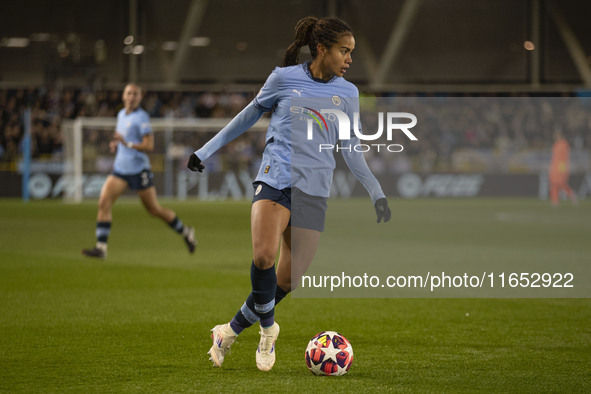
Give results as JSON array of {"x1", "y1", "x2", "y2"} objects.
[{"x1": 61, "y1": 117, "x2": 269, "y2": 203}]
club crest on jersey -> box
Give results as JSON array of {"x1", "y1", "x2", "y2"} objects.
[
  {"x1": 255, "y1": 184, "x2": 263, "y2": 195},
  {"x1": 332, "y1": 95, "x2": 342, "y2": 106}
]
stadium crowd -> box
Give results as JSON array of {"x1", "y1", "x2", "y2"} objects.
[
  {"x1": 1, "y1": 87, "x2": 589, "y2": 173},
  {"x1": 0, "y1": 87, "x2": 252, "y2": 163}
]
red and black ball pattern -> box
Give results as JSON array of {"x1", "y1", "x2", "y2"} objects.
[{"x1": 305, "y1": 331, "x2": 354, "y2": 376}]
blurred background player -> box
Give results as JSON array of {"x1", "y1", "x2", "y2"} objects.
[
  {"x1": 549, "y1": 128, "x2": 577, "y2": 206},
  {"x1": 187, "y1": 16, "x2": 391, "y2": 371},
  {"x1": 82, "y1": 83, "x2": 196, "y2": 259}
]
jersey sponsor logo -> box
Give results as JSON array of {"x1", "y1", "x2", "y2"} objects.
[
  {"x1": 264, "y1": 165, "x2": 270, "y2": 174},
  {"x1": 293, "y1": 89, "x2": 303, "y2": 97},
  {"x1": 291, "y1": 106, "x2": 338, "y2": 122},
  {"x1": 303, "y1": 107, "x2": 328, "y2": 132}
]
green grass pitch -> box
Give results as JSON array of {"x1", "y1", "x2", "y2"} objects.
[{"x1": 0, "y1": 198, "x2": 590, "y2": 392}]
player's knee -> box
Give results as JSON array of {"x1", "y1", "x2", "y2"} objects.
[
  {"x1": 97, "y1": 197, "x2": 111, "y2": 212},
  {"x1": 253, "y1": 252, "x2": 275, "y2": 270}
]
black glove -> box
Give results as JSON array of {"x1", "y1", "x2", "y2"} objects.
[
  {"x1": 374, "y1": 198, "x2": 391, "y2": 223},
  {"x1": 187, "y1": 153, "x2": 205, "y2": 172}
]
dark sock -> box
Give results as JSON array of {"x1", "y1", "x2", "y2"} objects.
[
  {"x1": 250, "y1": 261, "x2": 276, "y2": 328},
  {"x1": 229, "y1": 286, "x2": 291, "y2": 335},
  {"x1": 96, "y1": 221, "x2": 111, "y2": 243},
  {"x1": 168, "y1": 216, "x2": 184, "y2": 234},
  {"x1": 275, "y1": 286, "x2": 290, "y2": 306},
  {"x1": 229, "y1": 293, "x2": 257, "y2": 335}
]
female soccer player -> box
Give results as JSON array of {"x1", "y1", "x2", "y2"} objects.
[
  {"x1": 187, "y1": 16, "x2": 391, "y2": 371},
  {"x1": 83, "y1": 83, "x2": 196, "y2": 259}
]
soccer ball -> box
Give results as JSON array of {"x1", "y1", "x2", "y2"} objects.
[{"x1": 305, "y1": 331, "x2": 353, "y2": 376}]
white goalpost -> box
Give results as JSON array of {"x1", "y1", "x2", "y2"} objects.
[{"x1": 61, "y1": 116, "x2": 269, "y2": 203}]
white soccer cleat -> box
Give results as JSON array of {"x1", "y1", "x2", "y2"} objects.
[
  {"x1": 183, "y1": 226, "x2": 197, "y2": 254},
  {"x1": 207, "y1": 323, "x2": 237, "y2": 367},
  {"x1": 256, "y1": 322, "x2": 280, "y2": 371}
]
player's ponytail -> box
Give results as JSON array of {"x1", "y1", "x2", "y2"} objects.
[
  {"x1": 282, "y1": 16, "x2": 318, "y2": 67},
  {"x1": 282, "y1": 16, "x2": 353, "y2": 67}
]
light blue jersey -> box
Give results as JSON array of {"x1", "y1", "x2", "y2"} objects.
[
  {"x1": 196, "y1": 62, "x2": 385, "y2": 202},
  {"x1": 113, "y1": 107, "x2": 152, "y2": 175}
]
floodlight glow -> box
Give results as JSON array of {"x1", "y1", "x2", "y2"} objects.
[{"x1": 189, "y1": 37, "x2": 210, "y2": 47}]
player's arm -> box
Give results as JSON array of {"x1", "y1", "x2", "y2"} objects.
[
  {"x1": 126, "y1": 133, "x2": 154, "y2": 152},
  {"x1": 340, "y1": 92, "x2": 390, "y2": 223},
  {"x1": 109, "y1": 136, "x2": 119, "y2": 153},
  {"x1": 341, "y1": 145, "x2": 391, "y2": 223},
  {"x1": 110, "y1": 132, "x2": 126, "y2": 152},
  {"x1": 187, "y1": 102, "x2": 265, "y2": 172},
  {"x1": 188, "y1": 70, "x2": 280, "y2": 172}
]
